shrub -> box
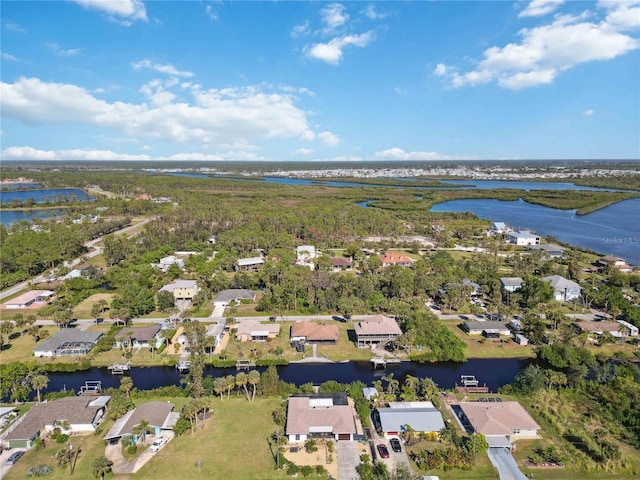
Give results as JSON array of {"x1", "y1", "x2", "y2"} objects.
[
  {"x1": 55, "y1": 434, "x2": 69, "y2": 444},
  {"x1": 27, "y1": 464, "x2": 53, "y2": 477},
  {"x1": 304, "y1": 439, "x2": 318, "y2": 453},
  {"x1": 286, "y1": 462, "x2": 299, "y2": 475},
  {"x1": 127, "y1": 444, "x2": 138, "y2": 455},
  {"x1": 300, "y1": 465, "x2": 314, "y2": 477}
]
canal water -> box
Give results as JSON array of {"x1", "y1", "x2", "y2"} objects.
[{"x1": 42, "y1": 358, "x2": 534, "y2": 398}]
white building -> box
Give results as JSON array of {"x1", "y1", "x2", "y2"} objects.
[
  {"x1": 507, "y1": 231, "x2": 540, "y2": 246},
  {"x1": 542, "y1": 275, "x2": 581, "y2": 302}
]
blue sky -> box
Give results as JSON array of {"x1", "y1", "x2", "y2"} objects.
[{"x1": 1, "y1": 0, "x2": 639, "y2": 162}]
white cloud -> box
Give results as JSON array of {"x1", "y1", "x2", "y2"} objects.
[
  {"x1": 47, "y1": 43, "x2": 83, "y2": 57},
  {"x1": 361, "y1": 4, "x2": 387, "y2": 20},
  {"x1": 132, "y1": 59, "x2": 194, "y2": 78},
  {"x1": 437, "y1": 5, "x2": 640, "y2": 90},
  {"x1": 1, "y1": 77, "x2": 315, "y2": 147},
  {"x1": 599, "y1": 0, "x2": 640, "y2": 30},
  {"x1": 1, "y1": 146, "x2": 151, "y2": 161},
  {"x1": 4, "y1": 23, "x2": 27, "y2": 33},
  {"x1": 291, "y1": 20, "x2": 310, "y2": 38},
  {"x1": 519, "y1": 0, "x2": 565, "y2": 18},
  {"x1": 318, "y1": 131, "x2": 340, "y2": 146},
  {"x1": 205, "y1": 4, "x2": 218, "y2": 21},
  {"x1": 583, "y1": 108, "x2": 595, "y2": 116},
  {"x1": 294, "y1": 148, "x2": 314, "y2": 155},
  {"x1": 373, "y1": 148, "x2": 457, "y2": 161},
  {"x1": 1, "y1": 52, "x2": 18, "y2": 61},
  {"x1": 73, "y1": 0, "x2": 147, "y2": 23},
  {"x1": 320, "y1": 3, "x2": 349, "y2": 34},
  {"x1": 305, "y1": 31, "x2": 374, "y2": 64}
]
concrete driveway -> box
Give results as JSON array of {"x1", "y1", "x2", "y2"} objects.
[
  {"x1": 337, "y1": 440, "x2": 362, "y2": 480},
  {"x1": 487, "y1": 447, "x2": 527, "y2": 480}
]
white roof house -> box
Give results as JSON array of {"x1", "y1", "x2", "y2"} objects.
[
  {"x1": 507, "y1": 231, "x2": 540, "y2": 246},
  {"x1": 4, "y1": 290, "x2": 54, "y2": 309},
  {"x1": 237, "y1": 257, "x2": 264, "y2": 271},
  {"x1": 542, "y1": 275, "x2": 581, "y2": 302},
  {"x1": 492, "y1": 222, "x2": 507, "y2": 233},
  {"x1": 500, "y1": 277, "x2": 523, "y2": 293},
  {"x1": 374, "y1": 401, "x2": 445, "y2": 439}
]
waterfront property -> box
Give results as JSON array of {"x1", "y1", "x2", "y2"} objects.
[
  {"x1": 542, "y1": 275, "x2": 581, "y2": 302},
  {"x1": 114, "y1": 325, "x2": 162, "y2": 348},
  {"x1": 491, "y1": 222, "x2": 508, "y2": 233},
  {"x1": 290, "y1": 322, "x2": 339, "y2": 345},
  {"x1": 213, "y1": 289, "x2": 257, "y2": 306},
  {"x1": 573, "y1": 320, "x2": 638, "y2": 338},
  {"x1": 514, "y1": 334, "x2": 529, "y2": 346},
  {"x1": 285, "y1": 393, "x2": 359, "y2": 442},
  {"x1": 528, "y1": 243, "x2": 565, "y2": 259},
  {"x1": 159, "y1": 280, "x2": 199, "y2": 300},
  {"x1": 507, "y1": 231, "x2": 540, "y2": 246},
  {"x1": 457, "y1": 401, "x2": 540, "y2": 443},
  {"x1": 33, "y1": 329, "x2": 103, "y2": 357},
  {"x1": 3, "y1": 290, "x2": 54, "y2": 309},
  {"x1": 103, "y1": 401, "x2": 179, "y2": 442},
  {"x1": 4, "y1": 396, "x2": 110, "y2": 449},
  {"x1": 353, "y1": 314, "x2": 402, "y2": 348},
  {"x1": 598, "y1": 255, "x2": 634, "y2": 273},
  {"x1": 500, "y1": 277, "x2": 523, "y2": 293},
  {"x1": 461, "y1": 321, "x2": 511, "y2": 337},
  {"x1": 233, "y1": 321, "x2": 281, "y2": 342},
  {"x1": 380, "y1": 253, "x2": 415, "y2": 267},
  {"x1": 373, "y1": 401, "x2": 445, "y2": 439}
]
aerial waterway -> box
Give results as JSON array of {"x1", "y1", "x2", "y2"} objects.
[{"x1": 40, "y1": 358, "x2": 534, "y2": 398}]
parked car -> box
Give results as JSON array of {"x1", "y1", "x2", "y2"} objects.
[
  {"x1": 6, "y1": 451, "x2": 24, "y2": 465},
  {"x1": 376, "y1": 443, "x2": 390, "y2": 459},
  {"x1": 390, "y1": 438, "x2": 402, "y2": 452},
  {"x1": 149, "y1": 437, "x2": 168, "y2": 453}
]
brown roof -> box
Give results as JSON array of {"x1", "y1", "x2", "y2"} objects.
[
  {"x1": 573, "y1": 321, "x2": 623, "y2": 333},
  {"x1": 285, "y1": 397, "x2": 357, "y2": 436},
  {"x1": 115, "y1": 325, "x2": 161, "y2": 342},
  {"x1": 354, "y1": 315, "x2": 402, "y2": 336},
  {"x1": 331, "y1": 257, "x2": 353, "y2": 266},
  {"x1": 291, "y1": 322, "x2": 339, "y2": 342},
  {"x1": 6, "y1": 397, "x2": 109, "y2": 441},
  {"x1": 380, "y1": 253, "x2": 414, "y2": 264},
  {"x1": 459, "y1": 401, "x2": 540, "y2": 436}
]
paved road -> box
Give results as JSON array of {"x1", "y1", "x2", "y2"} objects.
[
  {"x1": 487, "y1": 447, "x2": 528, "y2": 480},
  {"x1": 0, "y1": 218, "x2": 153, "y2": 301}
]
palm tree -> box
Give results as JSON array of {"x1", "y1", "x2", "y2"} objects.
[
  {"x1": 236, "y1": 372, "x2": 250, "y2": 401},
  {"x1": 32, "y1": 373, "x2": 49, "y2": 403},
  {"x1": 224, "y1": 375, "x2": 235, "y2": 398},
  {"x1": 419, "y1": 377, "x2": 439, "y2": 401},
  {"x1": 119, "y1": 377, "x2": 134, "y2": 399},
  {"x1": 134, "y1": 418, "x2": 151, "y2": 444},
  {"x1": 1, "y1": 320, "x2": 15, "y2": 345},
  {"x1": 248, "y1": 370, "x2": 260, "y2": 401},
  {"x1": 213, "y1": 377, "x2": 226, "y2": 400},
  {"x1": 92, "y1": 456, "x2": 113, "y2": 479}
]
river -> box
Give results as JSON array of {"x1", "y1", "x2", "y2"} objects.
[
  {"x1": 0, "y1": 188, "x2": 92, "y2": 204},
  {"x1": 431, "y1": 198, "x2": 640, "y2": 265},
  {"x1": 40, "y1": 358, "x2": 533, "y2": 399}
]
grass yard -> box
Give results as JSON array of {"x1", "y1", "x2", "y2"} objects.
[
  {"x1": 315, "y1": 322, "x2": 375, "y2": 361},
  {"x1": 442, "y1": 322, "x2": 536, "y2": 359},
  {"x1": 72, "y1": 293, "x2": 114, "y2": 319},
  {"x1": 4, "y1": 421, "x2": 115, "y2": 480},
  {"x1": 136, "y1": 397, "x2": 307, "y2": 480},
  {"x1": 0, "y1": 327, "x2": 64, "y2": 364},
  {"x1": 406, "y1": 441, "x2": 498, "y2": 479}
]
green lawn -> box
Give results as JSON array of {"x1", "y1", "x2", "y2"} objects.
[
  {"x1": 442, "y1": 322, "x2": 537, "y2": 359},
  {"x1": 137, "y1": 397, "x2": 303, "y2": 480}
]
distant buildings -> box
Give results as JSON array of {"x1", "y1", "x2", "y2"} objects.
[
  {"x1": 4, "y1": 290, "x2": 54, "y2": 309},
  {"x1": 296, "y1": 245, "x2": 316, "y2": 268},
  {"x1": 331, "y1": 257, "x2": 353, "y2": 272},
  {"x1": 159, "y1": 280, "x2": 199, "y2": 300},
  {"x1": 491, "y1": 222, "x2": 508, "y2": 233},
  {"x1": 528, "y1": 243, "x2": 565, "y2": 259},
  {"x1": 236, "y1": 256, "x2": 264, "y2": 272},
  {"x1": 598, "y1": 255, "x2": 633, "y2": 273},
  {"x1": 500, "y1": 277, "x2": 523, "y2": 293},
  {"x1": 380, "y1": 253, "x2": 415, "y2": 268},
  {"x1": 154, "y1": 255, "x2": 185, "y2": 273}
]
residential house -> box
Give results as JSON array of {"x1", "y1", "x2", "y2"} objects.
[
  {"x1": 159, "y1": 280, "x2": 199, "y2": 300},
  {"x1": 362, "y1": 387, "x2": 378, "y2": 401},
  {"x1": 507, "y1": 231, "x2": 540, "y2": 246},
  {"x1": 573, "y1": 321, "x2": 636, "y2": 338},
  {"x1": 33, "y1": 330, "x2": 103, "y2": 357},
  {"x1": 598, "y1": 255, "x2": 633, "y2": 273},
  {"x1": 528, "y1": 243, "x2": 565, "y2": 259},
  {"x1": 206, "y1": 321, "x2": 226, "y2": 351},
  {"x1": 154, "y1": 255, "x2": 185, "y2": 273},
  {"x1": 457, "y1": 401, "x2": 540, "y2": 444},
  {"x1": 233, "y1": 321, "x2": 281, "y2": 342},
  {"x1": 285, "y1": 394, "x2": 359, "y2": 442},
  {"x1": 103, "y1": 401, "x2": 179, "y2": 442},
  {"x1": 3, "y1": 290, "x2": 54, "y2": 309},
  {"x1": 542, "y1": 275, "x2": 581, "y2": 302},
  {"x1": 237, "y1": 257, "x2": 264, "y2": 272},
  {"x1": 354, "y1": 315, "x2": 402, "y2": 348},
  {"x1": 461, "y1": 321, "x2": 511, "y2": 337},
  {"x1": 514, "y1": 334, "x2": 529, "y2": 346},
  {"x1": 491, "y1": 222, "x2": 508, "y2": 233},
  {"x1": 500, "y1": 277, "x2": 523, "y2": 293},
  {"x1": 617, "y1": 320, "x2": 639, "y2": 337},
  {"x1": 115, "y1": 325, "x2": 162, "y2": 348},
  {"x1": 296, "y1": 246, "x2": 316, "y2": 268},
  {"x1": 331, "y1": 257, "x2": 353, "y2": 272},
  {"x1": 5, "y1": 396, "x2": 110, "y2": 449},
  {"x1": 213, "y1": 289, "x2": 257, "y2": 307},
  {"x1": 373, "y1": 401, "x2": 445, "y2": 439},
  {"x1": 291, "y1": 322, "x2": 339, "y2": 345},
  {"x1": 380, "y1": 253, "x2": 415, "y2": 268}
]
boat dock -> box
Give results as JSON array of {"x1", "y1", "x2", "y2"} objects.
[
  {"x1": 107, "y1": 361, "x2": 131, "y2": 374},
  {"x1": 370, "y1": 357, "x2": 402, "y2": 369},
  {"x1": 455, "y1": 375, "x2": 489, "y2": 393},
  {"x1": 176, "y1": 360, "x2": 191, "y2": 373},
  {"x1": 78, "y1": 381, "x2": 102, "y2": 396},
  {"x1": 236, "y1": 360, "x2": 256, "y2": 370}
]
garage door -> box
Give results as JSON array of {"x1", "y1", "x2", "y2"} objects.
[{"x1": 338, "y1": 434, "x2": 351, "y2": 441}]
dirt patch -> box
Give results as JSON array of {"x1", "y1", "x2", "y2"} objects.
[{"x1": 284, "y1": 442, "x2": 338, "y2": 479}]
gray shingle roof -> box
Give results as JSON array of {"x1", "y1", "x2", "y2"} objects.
[{"x1": 33, "y1": 329, "x2": 103, "y2": 354}]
